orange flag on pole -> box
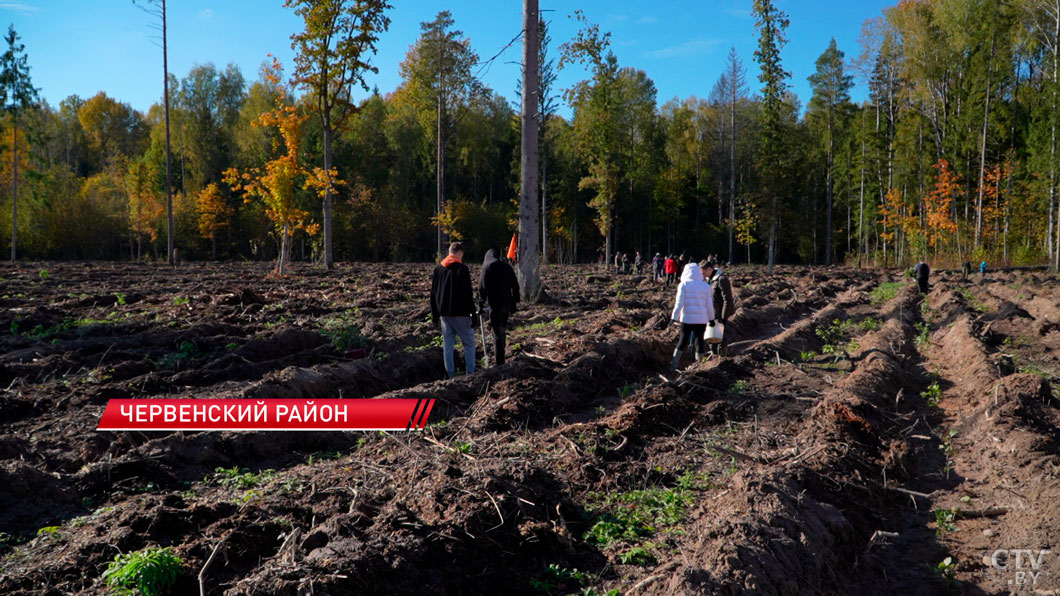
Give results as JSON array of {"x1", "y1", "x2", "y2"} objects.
[{"x1": 507, "y1": 233, "x2": 518, "y2": 261}]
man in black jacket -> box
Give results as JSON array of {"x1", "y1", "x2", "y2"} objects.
[
  {"x1": 478, "y1": 247, "x2": 520, "y2": 366},
  {"x1": 702, "y1": 261, "x2": 736, "y2": 355},
  {"x1": 431, "y1": 242, "x2": 477, "y2": 377}
]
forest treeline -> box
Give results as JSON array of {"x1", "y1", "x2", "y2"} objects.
[{"x1": 3, "y1": 0, "x2": 1060, "y2": 268}]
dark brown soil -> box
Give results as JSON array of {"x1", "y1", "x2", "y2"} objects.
[{"x1": 1, "y1": 261, "x2": 1058, "y2": 595}]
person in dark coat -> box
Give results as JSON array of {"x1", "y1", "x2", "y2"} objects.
[
  {"x1": 652, "y1": 253, "x2": 663, "y2": 282},
  {"x1": 915, "y1": 260, "x2": 930, "y2": 294},
  {"x1": 478, "y1": 247, "x2": 520, "y2": 366},
  {"x1": 702, "y1": 261, "x2": 736, "y2": 355},
  {"x1": 431, "y1": 242, "x2": 477, "y2": 378}
]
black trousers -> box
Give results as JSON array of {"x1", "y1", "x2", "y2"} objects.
[
  {"x1": 917, "y1": 278, "x2": 929, "y2": 294},
  {"x1": 489, "y1": 309, "x2": 510, "y2": 365},
  {"x1": 676, "y1": 323, "x2": 706, "y2": 354}
]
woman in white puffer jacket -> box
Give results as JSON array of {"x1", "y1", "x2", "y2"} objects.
[{"x1": 669, "y1": 262, "x2": 716, "y2": 370}]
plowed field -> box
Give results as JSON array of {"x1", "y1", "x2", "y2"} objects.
[{"x1": 2, "y1": 261, "x2": 1059, "y2": 595}]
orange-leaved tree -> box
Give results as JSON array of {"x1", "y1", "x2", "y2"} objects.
[
  {"x1": 924, "y1": 159, "x2": 960, "y2": 258},
  {"x1": 126, "y1": 158, "x2": 163, "y2": 261},
  {"x1": 879, "y1": 188, "x2": 921, "y2": 264},
  {"x1": 979, "y1": 156, "x2": 1013, "y2": 251},
  {"x1": 197, "y1": 182, "x2": 232, "y2": 259},
  {"x1": 222, "y1": 57, "x2": 339, "y2": 276}
]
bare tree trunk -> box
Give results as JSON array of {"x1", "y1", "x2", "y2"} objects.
[
  {"x1": 163, "y1": 0, "x2": 175, "y2": 266},
  {"x1": 729, "y1": 82, "x2": 736, "y2": 264},
  {"x1": 859, "y1": 115, "x2": 866, "y2": 268},
  {"x1": 278, "y1": 224, "x2": 290, "y2": 276},
  {"x1": 825, "y1": 108, "x2": 833, "y2": 266},
  {"x1": 517, "y1": 0, "x2": 541, "y2": 301},
  {"x1": 975, "y1": 36, "x2": 995, "y2": 250},
  {"x1": 10, "y1": 121, "x2": 17, "y2": 262},
  {"x1": 436, "y1": 93, "x2": 445, "y2": 260},
  {"x1": 323, "y1": 110, "x2": 334, "y2": 269},
  {"x1": 767, "y1": 197, "x2": 776, "y2": 274},
  {"x1": 541, "y1": 143, "x2": 548, "y2": 265}
]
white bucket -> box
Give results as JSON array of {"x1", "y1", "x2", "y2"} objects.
[{"x1": 704, "y1": 321, "x2": 725, "y2": 344}]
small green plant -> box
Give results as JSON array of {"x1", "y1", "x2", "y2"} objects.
[
  {"x1": 921, "y1": 382, "x2": 943, "y2": 408},
  {"x1": 529, "y1": 563, "x2": 593, "y2": 594},
  {"x1": 114, "y1": 293, "x2": 127, "y2": 306},
  {"x1": 306, "y1": 451, "x2": 342, "y2": 465},
  {"x1": 619, "y1": 546, "x2": 656, "y2": 565},
  {"x1": 279, "y1": 478, "x2": 304, "y2": 495},
  {"x1": 516, "y1": 317, "x2": 566, "y2": 332},
  {"x1": 320, "y1": 310, "x2": 368, "y2": 351},
  {"x1": 451, "y1": 440, "x2": 475, "y2": 454},
  {"x1": 870, "y1": 281, "x2": 903, "y2": 305},
  {"x1": 914, "y1": 322, "x2": 931, "y2": 349},
  {"x1": 36, "y1": 526, "x2": 60, "y2": 538},
  {"x1": 934, "y1": 556, "x2": 957, "y2": 586},
  {"x1": 172, "y1": 296, "x2": 190, "y2": 306},
  {"x1": 859, "y1": 317, "x2": 882, "y2": 331},
  {"x1": 225, "y1": 342, "x2": 238, "y2": 351},
  {"x1": 38, "y1": 269, "x2": 49, "y2": 279},
  {"x1": 728, "y1": 380, "x2": 748, "y2": 395},
  {"x1": 957, "y1": 288, "x2": 988, "y2": 313},
  {"x1": 618, "y1": 384, "x2": 634, "y2": 398},
  {"x1": 583, "y1": 484, "x2": 695, "y2": 547},
  {"x1": 799, "y1": 350, "x2": 818, "y2": 362},
  {"x1": 159, "y1": 340, "x2": 198, "y2": 369},
  {"x1": 102, "y1": 546, "x2": 182, "y2": 596},
  {"x1": 934, "y1": 508, "x2": 959, "y2": 535},
  {"x1": 939, "y1": 429, "x2": 958, "y2": 475},
  {"x1": 207, "y1": 466, "x2": 274, "y2": 490}
]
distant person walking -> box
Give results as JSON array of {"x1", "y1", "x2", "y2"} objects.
[
  {"x1": 478, "y1": 247, "x2": 520, "y2": 367},
  {"x1": 430, "y1": 242, "x2": 477, "y2": 378},
  {"x1": 669, "y1": 262, "x2": 716, "y2": 371},
  {"x1": 652, "y1": 253, "x2": 663, "y2": 282},
  {"x1": 962, "y1": 259, "x2": 971, "y2": 280},
  {"x1": 664, "y1": 254, "x2": 678, "y2": 287},
  {"x1": 702, "y1": 261, "x2": 735, "y2": 355},
  {"x1": 914, "y1": 260, "x2": 930, "y2": 294},
  {"x1": 980, "y1": 260, "x2": 987, "y2": 276},
  {"x1": 634, "y1": 251, "x2": 643, "y2": 274}
]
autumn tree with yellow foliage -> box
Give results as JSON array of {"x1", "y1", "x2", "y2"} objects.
[
  {"x1": 223, "y1": 58, "x2": 338, "y2": 276},
  {"x1": 197, "y1": 182, "x2": 232, "y2": 259},
  {"x1": 127, "y1": 158, "x2": 163, "y2": 261}
]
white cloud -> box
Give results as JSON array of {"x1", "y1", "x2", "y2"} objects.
[
  {"x1": 197, "y1": 8, "x2": 213, "y2": 21},
  {"x1": 0, "y1": 2, "x2": 39, "y2": 14},
  {"x1": 645, "y1": 38, "x2": 724, "y2": 59},
  {"x1": 636, "y1": 16, "x2": 659, "y2": 24}
]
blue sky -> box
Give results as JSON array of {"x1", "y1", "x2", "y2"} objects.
[{"x1": 1, "y1": 0, "x2": 895, "y2": 117}]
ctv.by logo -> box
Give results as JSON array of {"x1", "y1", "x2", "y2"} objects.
[{"x1": 990, "y1": 549, "x2": 1050, "y2": 587}]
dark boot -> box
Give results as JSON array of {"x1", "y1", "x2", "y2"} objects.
[{"x1": 669, "y1": 349, "x2": 681, "y2": 371}]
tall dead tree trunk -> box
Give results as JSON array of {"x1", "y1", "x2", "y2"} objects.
[
  {"x1": 163, "y1": 0, "x2": 174, "y2": 266},
  {"x1": 517, "y1": 0, "x2": 541, "y2": 301}
]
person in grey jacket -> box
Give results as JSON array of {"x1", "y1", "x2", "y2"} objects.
[{"x1": 669, "y1": 262, "x2": 716, "y2": 371}]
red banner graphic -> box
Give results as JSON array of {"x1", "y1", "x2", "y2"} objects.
[{"x1": 96, "y1": 398, "x2": 435, "y2": 431}]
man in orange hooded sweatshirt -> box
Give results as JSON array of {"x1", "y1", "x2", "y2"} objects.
[{"x1": 430, "y1": 242, "x2": 477, "y2": 377}]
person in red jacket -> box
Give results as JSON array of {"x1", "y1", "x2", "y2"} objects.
[{"x1": 664, "y1": 254, "x2": 678, "y2": 287}]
